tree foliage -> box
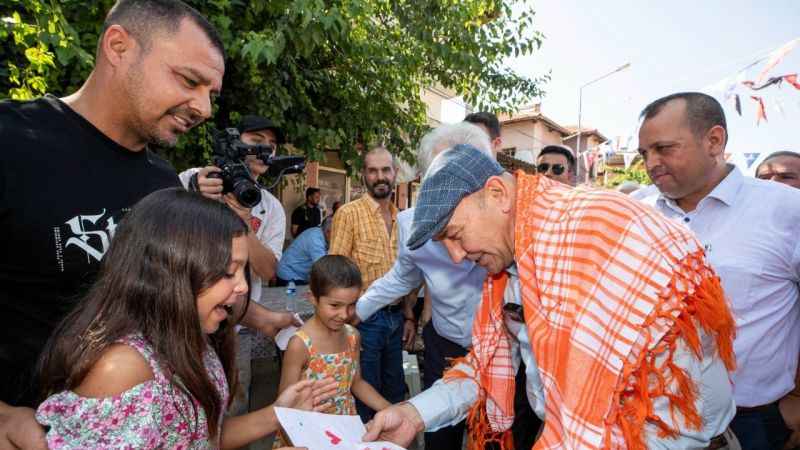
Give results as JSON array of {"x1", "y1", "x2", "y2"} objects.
[
  {"x1": 1, "y1": 0, "x2": 546, "y2": 171},
  {"x1": 605, "y1": 158, "x2": 652, "y2": 188}
]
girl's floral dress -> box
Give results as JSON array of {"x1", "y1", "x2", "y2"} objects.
[
  {"x1": 274, "y1": 324, "x2": 358, "y2": 448},
  {"x1": 36, "y1": 334, "x2": 229, "y2": 449}
]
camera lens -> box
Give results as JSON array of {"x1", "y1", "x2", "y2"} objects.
[{"x1": 233, "y1": 179, "x2": 262, "y2": 208}]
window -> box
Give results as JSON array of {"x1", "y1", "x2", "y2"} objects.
[{"x1": 502, "y1": 147, "x2": 517, "y2": 157}]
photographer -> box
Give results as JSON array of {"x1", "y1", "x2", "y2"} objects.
[
  {"x1": 180, "y1": 116, "x2": 286, "y2": 299},
  {"x1": 179, "y1": 115, "x2": 298, "y2": 413}
]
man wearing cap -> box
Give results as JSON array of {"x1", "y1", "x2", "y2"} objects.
[
  {"x1": 363, "y1": 145, "x2": 739, "y2": 449},
  {"x1": 536, "y1": 144, "x2": 576, "y2": 186},
  {"x1": 179, "y1": 115, "x2": 296, "y2": 414}
]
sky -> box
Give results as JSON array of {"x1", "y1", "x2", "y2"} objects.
[{"x1": 503, "y1": 0, "x2": 800, "y2": 175}]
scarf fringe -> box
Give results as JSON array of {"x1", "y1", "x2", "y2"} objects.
[
  {"x1": 445, "y1": 248, "x2": 735, "y2": 450},
  {"x1": 444, "y1": 356, "x2": 515, "y2": 450},
  {"x1": 606, "y1": 250, "x2": 736, "y2": 450}
]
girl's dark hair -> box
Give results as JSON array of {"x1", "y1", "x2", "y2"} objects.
[
  {"x1": 37, "y1": 188, "x2": 249, "y2": 439},
  {"x1": 309, "y1": 255, "x2": 362, "y2": 298}
]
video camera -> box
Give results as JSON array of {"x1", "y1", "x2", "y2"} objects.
[{"x1": 210, "y1": 128, "x2": 305, "y2": 208}]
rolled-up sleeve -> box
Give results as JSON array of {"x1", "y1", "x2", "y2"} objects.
[
  {"x1": 356, "y1": 242, "x2": 423, "y2": 321},
  {"x1": 407, "y1": 360, "x2": 479, "y2": 431}
]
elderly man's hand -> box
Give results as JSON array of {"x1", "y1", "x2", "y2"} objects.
[
  {"x1": 0, "y1": 403, "x2": 47, "y2": 450},
  {"x1": 362, "y1": 402, "x2": 424, "y2": 448}
]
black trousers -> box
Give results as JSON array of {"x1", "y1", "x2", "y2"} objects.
[
  {"x1": 730, "y1": 402, "x2": 791, "y2": 450},
  {"x1": 423, "y1": 322, "x2": 542, "y2": 450},
  {"x1": 422, "y1": 321, "x2": 469, "y2": 450},
  {"x1": 511, "y1": 360, "x2": 542, "y2": 450}
]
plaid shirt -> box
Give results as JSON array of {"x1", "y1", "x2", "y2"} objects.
[{"x1": 329, "y1": 194, "x2": 398, "y2": 290}]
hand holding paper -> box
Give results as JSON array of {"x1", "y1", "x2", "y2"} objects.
[
  {"x1": 362, "y1": 403, "x2": 423, "y2": 449},
  {"x1": 274, "y1": 408, "x2": 407, "y2": 450}
]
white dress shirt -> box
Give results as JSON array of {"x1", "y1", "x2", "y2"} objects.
[
  {"x1": 409, "y1": 267, "x2": 735, "y2": 447},
  {"x1": 638, "y1": 166, "x2": 800, "y2": 407},
  {"x1": 178, "y1": 168, "x2": 285, "y2": 302},
  {"x1": 356, "y1": 208, "x2": 486, "y2": 348}
]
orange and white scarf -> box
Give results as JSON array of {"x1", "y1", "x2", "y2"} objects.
[{"x1": 446, "y1": 173, "x2": 736, "y2": 450}]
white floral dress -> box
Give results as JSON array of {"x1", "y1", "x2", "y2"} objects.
[{"x1": 36, "y1": 334, "x2": 229, "y2": 449}]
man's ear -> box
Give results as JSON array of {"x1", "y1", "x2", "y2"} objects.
[
  {"x1": 484, "y1": 175, "x2": 512, "y2": 212},
  {"x1": 705, "y1": 125, "x2": 727, "y2": 158},
  {"x1": 99, "y1": 24, "x2": 137, "y2": 68}
]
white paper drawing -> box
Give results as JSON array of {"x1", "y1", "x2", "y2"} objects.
[{"x1": 274, "y1": 407, "x2": 406, "y2": 450}]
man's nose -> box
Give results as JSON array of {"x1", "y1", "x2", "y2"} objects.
[
  {"x1": 643, "y1": 151, "x2": 660, "y2": 171},
  {"x1": 447, "y1": 246, "x2": 466, "y2": 264},
  {"x1": 190, "y1": 91, "x2": 213, "y2": 121}
]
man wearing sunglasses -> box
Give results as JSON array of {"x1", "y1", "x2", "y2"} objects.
[{"x1": 536, "y1": 144, "x2": 576, "y2": 186}]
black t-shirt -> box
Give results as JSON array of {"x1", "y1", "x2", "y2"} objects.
[
  {"x1": 291, "y1": 204, "x2": 323, "y2": 237},
  {"x1": 0, "y1": 95, "x2": 180, "y2": 406}
]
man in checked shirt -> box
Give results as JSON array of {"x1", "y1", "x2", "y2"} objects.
[{"x1": 329, "y1": 145, "x2": 416, "y2": 422}]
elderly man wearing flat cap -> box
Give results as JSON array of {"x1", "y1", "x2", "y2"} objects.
[{"x1": 363, "y1": 144, "x2": 741, "y2": 449}]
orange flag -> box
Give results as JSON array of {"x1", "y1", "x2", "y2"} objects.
[{"x1": 751, "y1": 96, "x2": 767, "y2": 125}]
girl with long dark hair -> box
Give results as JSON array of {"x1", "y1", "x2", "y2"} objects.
[{"x1": 35, "y1": 188, "x2": 335, "y2": 449}]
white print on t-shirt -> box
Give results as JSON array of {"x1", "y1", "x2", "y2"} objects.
[{"x1": 55, "y1": 209, "x2": 121, "y2": 269}]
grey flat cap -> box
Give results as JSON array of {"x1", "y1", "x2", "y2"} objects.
[{"x1": 407, "y1": 144, "x2": 503, "y2": 250}]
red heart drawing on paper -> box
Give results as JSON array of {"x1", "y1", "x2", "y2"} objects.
[{"x1": 325, "y1": 430, "x2": 342, "y2": 445}]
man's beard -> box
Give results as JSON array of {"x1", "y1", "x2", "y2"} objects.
[
  {"x1": 367, "y1": 180, "x2": 394, "y2": 199},
  {"x1": 124, "y1": 61, "x2": 197, "y2": 148}
]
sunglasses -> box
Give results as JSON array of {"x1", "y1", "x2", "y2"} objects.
[{"x1": 537, "y1": 163, "x2": 566, "y2": 176}]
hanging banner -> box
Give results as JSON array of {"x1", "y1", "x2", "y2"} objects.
[
  {"x1": 785, "y1": 74, "x2": 800, "y2": 90},
  {"x1": 775, "y1": 98, "x2": 786, "y2": 117},
  {"x1": 582, "y1": 150, "x2": 595, "y2": 172},
  {"x1": 755, "y1": 38, "x2": 799, "y2": 84},
  {"x1": 622, "y1": 152, "x2": 638, "y2": 170},
  {"x1": 751, "y1": 96, "x2": 767, "y2": 125},
  {"x1": 704, "y1": 38, "x2": 799, "y2": 126},
  {"x1": 744, "y1": 153, "x2": 761, "y2": 168},
  {"x1": 733, "y1": 94, "x2": 742, "y2": 116}
]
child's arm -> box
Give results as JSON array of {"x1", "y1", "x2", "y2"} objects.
[
  {"x1": 222, "y1": 337, "x2": 339, "y2": 449},
  {"x1": 220, "y1": 378, "x2": 337, "y2": 449},
  {"x1": 350, "y1": 333, "x2": 392, "y2": 411},
  {"x1": 277, "y1": 335, "x2": 309, "y2": 395}
]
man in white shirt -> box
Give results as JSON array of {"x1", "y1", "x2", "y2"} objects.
[
  {"x1": 636, "y1": 92, "x2": 800, "y2": 450},
  {"x1": 356, "y1": 121, "x2": 492, "y2": 450}
]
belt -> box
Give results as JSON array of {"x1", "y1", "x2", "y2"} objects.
[
  {"x1": 706, "y1": 432, "x2": 728, "y2": 450},
  {"x1": 736, "y1": 401, "x2": 776, "y2": 414},
  {"x1": 383, "y1": 303, "x2": 404, "y2": 314}
]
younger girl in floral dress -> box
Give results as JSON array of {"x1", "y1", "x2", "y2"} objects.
[
  {"x1": 35, "y1": 188, "x2": 335, "y2": 449},
  {"x1": 274, "y1": 255, "x2": 390, "y2": 446}
]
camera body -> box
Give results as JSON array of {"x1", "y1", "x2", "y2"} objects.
[
  {"x1": 210, "y1": 128, "x2": 306, "y2": 208},
  {"x1": 210, "y1": 128, "x2": 269, "y2": 208}
]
